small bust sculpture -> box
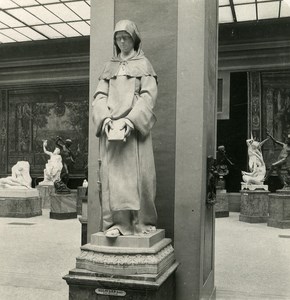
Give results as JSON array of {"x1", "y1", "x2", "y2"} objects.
[
  {"x1": 39, "y1": 140, "x2": 63, "y2": 186},
  {"x1": 241, "y1": 135, "x2": 269, "y2": 188},
  {"x1": 0, "y1": 161, "x2": 32, "y2": 189}
]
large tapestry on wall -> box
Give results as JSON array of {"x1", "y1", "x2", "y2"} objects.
[
  {"x1": 261, "y1": 71, "x2": 290, "y2": 167},
  {"x1": 1, "y1": 85, "x2": 89, "y2": 179}
]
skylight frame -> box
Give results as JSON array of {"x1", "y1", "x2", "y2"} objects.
[
  {"x1": 0, "y1": 0, "x2": 289, "y2": 44},
  {"x1": 218, "y1": 0, "x2": 287, "y2": 24},
  {"x1": 0, "y1": 0, "x2": 91, "y2": 44}
]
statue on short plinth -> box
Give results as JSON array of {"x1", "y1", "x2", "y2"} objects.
[
  {"x1": 264, "y1": 131, "x2": 290, "y2": 189},
  {"x1": 241, "y1": 134, "x2": 269, "y2": 190},
  {"x1": 39, "y1": 140, "x2": 63, "y2": 186},
  {"x1": 92, "y1": 20, "x2": 158, "y2": 238},
  {"x1": 50, "y1": 136, "x2": 79, "y2": 194},
  {"x1": 0, "y1": 161, "x2": 32, "y2": 189},
  {"x1": 55, "y1": 136, "x2": 80, "y2": 188},
  {"x1": 216, "y1": 145, "x2": 234, "y2": 189}
]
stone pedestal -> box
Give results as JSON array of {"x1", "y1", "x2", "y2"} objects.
[
  {"x1": 0, "y1": 189, "x2": 42, "y2": 218},
  {"x1": 50, "y1": 190, "x2": 77, "y2": 219},
  {"x1": 268, "y1": 189, "x2": 290, "y2": 229},
  {"x1": 239, "y1": 190, "x2": 269, "y2": 223},
  {"x1": 63, "y1": 230, "x2": 178, "y2": 300},
  {"x1": 241, "y1": 183, "x2": 268, "y2": 191},
  {"x1": 36, "y1": 184, "x2": 55, "y2": 208},
  {"x1": 215, "y1": 189, "x2": 229, "y2": 218}
]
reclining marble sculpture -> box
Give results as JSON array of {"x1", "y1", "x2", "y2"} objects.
[
  {"x1": 0, "y1": 161, "x2": 32, "y2": 189},
  {"x1": 241, "y1": 134, "x2": 269, "y2": 190}
]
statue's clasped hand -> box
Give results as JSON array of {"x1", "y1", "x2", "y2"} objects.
[
  {"x1": 102, "y1": 118, "x2": 114, "y2": 138},
  {"x1": 102, "y1": 118, "x2": 134, "y2": 142},
  {"x1": 119, "y1": 118, "x2": 134, "y2": 142}
]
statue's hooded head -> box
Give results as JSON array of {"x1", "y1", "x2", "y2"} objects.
[{"x1": 113, "y1": 20, "x2": 141, "y2": 56}]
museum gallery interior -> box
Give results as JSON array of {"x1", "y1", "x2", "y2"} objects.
[{"x1": 0, "y1": 0, "x2": 290, "y2": 299}]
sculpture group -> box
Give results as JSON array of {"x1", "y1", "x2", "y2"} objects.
[
  {"x1": 39, "y1": 137, "x2": 79, "y2": 193},
  {"x1": 241, "y1": 131, "x2": 290, "y2": 190}
]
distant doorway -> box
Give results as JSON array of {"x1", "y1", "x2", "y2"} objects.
[{"x1": 217, "y1": 72, "x2": 248, "y2": 192}]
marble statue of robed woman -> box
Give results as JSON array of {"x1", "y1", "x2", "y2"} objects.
[{"x1": 92, "y1": 20, "x2": 158, "y2": 238}]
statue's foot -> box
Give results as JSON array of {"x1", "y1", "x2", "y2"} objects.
[
  {"x1": 105, "y1": 228, "x2": 120, "y2": 238},
  {"x1": 138, "y1": 225, "x2": 157, "y2": 235}
]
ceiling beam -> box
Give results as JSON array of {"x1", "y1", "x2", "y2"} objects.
[{"x1": 229, "y1": 0, "x2": 237, "y2": 23}]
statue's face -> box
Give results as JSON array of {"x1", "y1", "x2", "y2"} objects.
[{"x1": 115, "y1": 31, "x2": 134, "y2": 55}]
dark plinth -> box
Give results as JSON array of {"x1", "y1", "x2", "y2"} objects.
[
  {"x1": 36, "y1": 184, "x2": 55, "y2": 208},
  {"x1": 0, "y1": 189, "x2": 42, "y2": 218},
  {"x1": 239, "y1": 190, "x2": 269, "y2": 223},
  {"x1": 64, "y1": 230, "x2": 178, "y2": 300},
  {"x1": 79, "y1": 194, "x2": 87, "y2": 245},
  {"x1": 268, "y1": 189, "x2": 290, "y2": 229},
  {"x1": 77, "y1": 186, "x2": 87, "y2": 215},
  {"x1": 215, "y1": 189, "x2": 229, "y2": 218},
  {"x1": 50, "y1": 190, "x2": 77, "y2": 220},
  {"x1": 79, "y1": 217, "x2": 87, "y2": 246}
]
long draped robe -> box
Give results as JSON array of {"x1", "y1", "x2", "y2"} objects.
[{"x1": 92, "y1": 51, "x2": 158, "y2": 235}]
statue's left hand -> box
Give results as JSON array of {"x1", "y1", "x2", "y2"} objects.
[
  {"x1": 119, "y1": 118, "x2": 134, "y2": 141},
  {"x1": 102, "y1": 118, "x2": 114, "y2": 138}
]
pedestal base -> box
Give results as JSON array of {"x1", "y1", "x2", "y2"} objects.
[
  {"x1": 50, "y1": 190, "x2": 77, "y2": 219},
  {"x1": 0, "y1": 189, "x2": 41, "y2": 218},
  {"x1": 36, "y1": 185, "x2": 55, "y2": 208},
  {"x1": 268, "y1": 189, "x2": 290, "y2": 229},
  {"x1": 64, "y1": 229, "x2": 178, "y2": 299},
  {"x1": 215, "y1": 189, "x2": 229, "y2": 218},
  {"x1": 239, "y1": 190, "x2": 269, "y2": 223},
  {"x1": 64, "y1": 263, "x2": 178, "y2": 300},
  {"x1": 241, "y1": 183, "x2": 268, "y2": 191},
  {"x1": 76, "y1": 230, "x2": 175, "y2": 276}
]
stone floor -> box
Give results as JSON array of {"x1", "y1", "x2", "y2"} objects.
[
  {"x1": 216, "y1": 213, "x2": 290, "y2": 300},
  {"x1": 0, "y1": 209, "x2": 80, "y2": 300},
  {"x1": 0, "y1": 210, "x2": 289, "y2": 299}
]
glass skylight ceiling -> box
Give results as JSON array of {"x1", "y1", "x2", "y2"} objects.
[
  {"x1": 0, "y1": 0, "x2": 90, "y2": 43},
  {"x1": 0, "y1": 0, "x2": 289, "y2": 43},
  {"x1": 219, "y1": 0, "x2": 290, "y2": 23}
]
